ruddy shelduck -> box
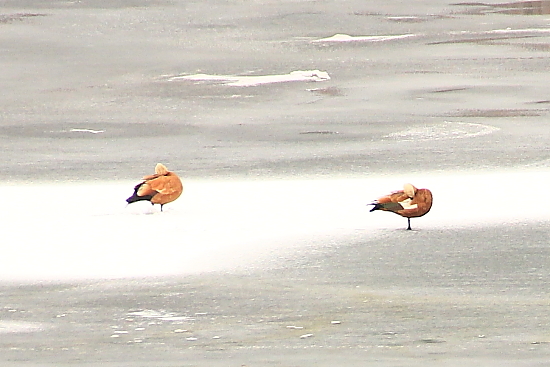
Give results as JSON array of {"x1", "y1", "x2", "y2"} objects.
[
  {"x1": 368, "y1": 183, "x2": 433, "y2": 230},
  {"x1": 126, "y1": 163, "x2": 183, "y2": 211}
]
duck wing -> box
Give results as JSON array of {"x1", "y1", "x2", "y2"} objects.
[{"x1": 146, "y1": 175, "x2": 182, "y2": 196}]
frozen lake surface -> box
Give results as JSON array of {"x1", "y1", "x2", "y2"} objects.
[{"x1": 1, "y1": 0, "x2": 550, "y2": 365}]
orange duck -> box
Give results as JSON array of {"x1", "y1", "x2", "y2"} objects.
[
  {"x1": 368, "y1": 183, "x2": 433, "y2": 230},
  {"x1": 126, "y1": 163, "x2": 183, "y2": 211}
]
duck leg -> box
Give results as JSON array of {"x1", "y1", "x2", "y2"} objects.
[{"x1": 407, "y1": 218, "x2": 412, "y2": 230}]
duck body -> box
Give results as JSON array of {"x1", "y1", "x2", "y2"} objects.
[
  {"x1": 369, "y1": 183, "x2": 432, "y2": 230},
  {"x1": 126, "y1": 163, "x2": 183, "y2": 211}
]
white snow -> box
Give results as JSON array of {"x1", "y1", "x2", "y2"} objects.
[
  {"x1": 1, "y1": 168, "x2": 548, "y2": 282},
  {"x1": 487, "y1": 28, "x2": 550, "y2": 35},
  {"x1": 312, "y1": 33, "x2": 415, "y2": 43},
  {"x1": 386, "y1": 121, "x2": 500, "y2": 142},
  {"x1": 168, "y1": 70, "x2": 330, "y2": 86},
  {"x1": 69, "y1": 129, "x2": 105, "y2": 134},
  {"x1": 0, "y1": 321, "x2": 45, "y2": 333}
]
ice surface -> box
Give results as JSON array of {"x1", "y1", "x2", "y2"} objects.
[{"x1": 1, "y1": 168, "x2": 548, "y2": 282}]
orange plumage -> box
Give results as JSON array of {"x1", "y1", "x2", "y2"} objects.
[
  {"x1": 126, "y1": 163, "x2": 183, "y2": 211},
  {"x1": 369, "y1": 183, "x2": 433, "y2": 230}
]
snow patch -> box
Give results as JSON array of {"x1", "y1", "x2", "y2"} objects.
[
  {"x1": 0, "y1": 168, "x2": 548, "y2": 282},
  {"x1": 0, "y1": 321, "x2": 45, "y2": 334},
  {"x1": 312, "y1": 33, "x2": 415, "y2": 43},
  {"x1": 69, "y1": 129, "x2": 105, "y2": 134},
  {"x1": 168, "y1": 70, "x2": 330, "y2": 86},
  {"x1": 386, "y1": 121, "x2": 499, "y2": 142}
]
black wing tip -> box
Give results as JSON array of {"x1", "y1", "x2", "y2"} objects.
[
  {"x1": 367, "y1": 202, "x2": 380, "y2": 212},
  {"x1": 126, "y1": 195, "x2": 140, "y2": 204},
  {"x1": 126, "y1": 194, "x2": 154, "y2": 204},
  {"x1": 126, "y1": 182, "x2": 154, "y2": 204}
]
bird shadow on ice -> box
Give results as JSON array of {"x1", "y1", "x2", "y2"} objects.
[{"x1": 121, "y1": 201, "x2": 162, "y2": 215}]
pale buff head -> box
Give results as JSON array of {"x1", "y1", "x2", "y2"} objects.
[
  {"x1": 155, "y1": 163, "x2": 169, "y2": 175},
  {"x1": 403, "y1": 183, "x2": 417, "y2": 198}
]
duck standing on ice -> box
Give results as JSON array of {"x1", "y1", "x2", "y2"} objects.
[
  {"x1": 368, "y1": 183, "x2": 433, "y2": 230},
  {"x1": 126, "y1": 163, "x2": 183, "y2": 211}
]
